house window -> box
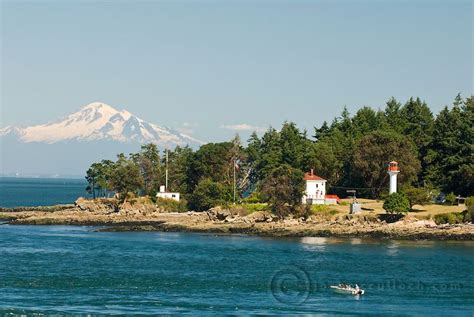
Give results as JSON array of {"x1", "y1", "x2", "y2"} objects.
[
  {"x1": 316, "y1": 184, "x2": 318, "y2": 188},
  {"x1": 172, "y1": 194, "x2": 176, "y2": 198}
]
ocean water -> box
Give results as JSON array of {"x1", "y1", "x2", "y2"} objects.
[
  {"x1": 0, "y1": 225, "x2": 473, "y2": 316},
  {"x1": 0, "y1": 177, "x2": 90, "y2": 208}
]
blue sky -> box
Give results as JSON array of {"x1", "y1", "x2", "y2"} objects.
[{"x1": 1, "y1": 0, "x2": 472, "y2": 142}]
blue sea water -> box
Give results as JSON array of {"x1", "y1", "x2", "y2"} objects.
[
  {"x1": 0, "y1": 178, "x2": 473, "y2": 315},
  {"x1": 0, "y1": 177, "x2": 90, "y2": 208},
  {"x1": 0, "y1": 225, "x2": 473, "y2": 316}
]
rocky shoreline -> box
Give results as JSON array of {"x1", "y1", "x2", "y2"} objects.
[{"x1": 1, "y1": 199, "x2": 473, "y2": 241}]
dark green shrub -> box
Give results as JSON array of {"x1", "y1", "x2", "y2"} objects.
[
  {"x1": 465, "y1": 196, "x2": 474, "y2": 223},
  {"x1": 189, "y1": 178, "x2": 231, "y2": 211},
  {"x1": 294, "y1": 204, "x2": 312, "y2": 219},
  {"x1": 434, "y1": 212, "x2": 465, "y2": 225},
  {"x1": 260, "y1": 165, "x2": 305, "y2": 219},
  {"x1": 402, "y1": 186, "x2": 431, "y2": 208},
  {"x1": 445, "y1": 192, "x2": 456, "y2": 205},
  {"x1": 242, "y1": 192, "x2": 262, "y2": 204},
  {"x1": 378, "y1": 192, "x2": 389, "y2": 202},
  {"x1": 383, "y1": 192, "x2": 410, "y2": 214}
]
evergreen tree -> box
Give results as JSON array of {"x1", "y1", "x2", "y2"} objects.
[
  {"x1": 279, "y1": 122, "x2": 306, "y2": 169},
  {"x1": 260, "y1": 165, "x2": 305, "y2": 218},
  {"x1": 456, "y1": 96, "x2": 474, "y2": 195},
  {"x1": 131, "y1": 143, "x2": 161, "y2": 196},
  {"x1": 302, "y1": 141, "x2": 341, "y2": 185},
  {"x1": 187, "y1": 142, "x2": 235, "y2": 191},
  {"x1": 339, "y1": 106, "x2": 352, "y2": 134},
  {"x1": 110, "y1": 154, "x2": 144, "y2": 201},
  {"x1": 167, "y1": 146, "x2": 194, "y2": 195},
  {"x1": 85, "y1": 163, "x2": 101, "y2": 199},
  {"x1": 427, "y1": 95, "x2": 473, "y2": 195},
  {"x1": 256, "y1": 127, "x2": 282, "y2": 180},
  {"x1": 352, "y1": 106, "x2": 380, "y2": 138},
  {"x1": 353, "y1": 130, "x2": 420, "y2": 197},
  {"x1": 400, "y1": 97, "x2": 434, "y2": 183},
  {"x1": 384, "y1": 97, "x2": 405, "y2": 133},
  {"x1": 313, "y1": 121, "x2": 330, "y2": 141}
]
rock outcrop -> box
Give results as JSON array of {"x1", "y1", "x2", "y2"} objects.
[
  {"x1": 75, "y1": 197, "x2": 118, "y2": 214},
  {"x1": 1, "y1": 199, "x2": 473, "y2": 240}
]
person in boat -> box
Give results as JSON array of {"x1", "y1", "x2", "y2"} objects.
[{"x1": 354, "y1": 284, "x2": 362, "y2": 294}]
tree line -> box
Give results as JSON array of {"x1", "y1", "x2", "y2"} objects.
[{"x1": 85, "y1": 94, "x2": 473, "y2": 211}]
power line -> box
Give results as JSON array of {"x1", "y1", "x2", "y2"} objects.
[{"x1": 329, "y1": 186, "x2": 376, "y2": 190}]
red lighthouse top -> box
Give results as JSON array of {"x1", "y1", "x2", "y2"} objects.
[{"x1": 388, "y1": 161, "x2": 399, "y2": 172}]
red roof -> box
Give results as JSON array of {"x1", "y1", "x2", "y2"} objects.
[
  {"x1": 325, "y1": 194, "x2": 341, "y2": 203},
  {"x1": 304, "y1": 169, "x2": 326, "y2": 181}
]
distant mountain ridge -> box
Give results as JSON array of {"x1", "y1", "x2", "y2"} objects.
[
  {"x1": 0, "y1": 102, "x2": 203, "y2": 147},
  {"x1": 0, "y1": 102, "x2": 204, "y2": 175}
]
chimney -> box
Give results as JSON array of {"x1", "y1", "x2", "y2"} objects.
[{"x1": 310, "y1": 169, "x2": 314, "y2": 176}]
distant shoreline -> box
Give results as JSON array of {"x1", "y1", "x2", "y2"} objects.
[
  {"x1": 0, "y1": 175, "x2": 86, "y2": 180},
  {"x1": 1, "y1": 204, "x2": 473, "y2": 241}
]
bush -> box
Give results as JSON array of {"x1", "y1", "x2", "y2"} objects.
[
  {"x1": 378, "y1": 192, "x2": 389, "y2": 202},
  {"x1": 240, "y1": 203, "x2": 269, "y2": 214},
  {"x1": 425, "y1": 185, "x2": 440, "y2": 202},
  {"x1": 309, "y1": 206, "x2": 339, "y2": 221},
  {"x1": 155, "y1": 197, "x2": 188, "y2": 213},
  {"x1": 402, "y1": 186, "x2": 431, "y2": 208},
  {"x1": 311, "y1": 206, "x2": 338, "y2": 217},
  {"x1": 434, "y1": 212, "x2": 465, "y2": 225},
  {"x1": 189, "y1": 178, "x2": 231, "y2": 211},
  {"x1": 445, "y1": 192, "x2": 456, "y2": 205},
  {"x1": 310, "y1": 204, "x2": 330, "y2": 212},
  {"x1": 465, "y1": 196, "x2": 474, "y2": 223},
  {"x1": 242, "y1": 192, "x2": 262, "y2": 204},
  {"x1": 383, "y1": 192, "x2": 410, "y2": 214},
  {"x1": 293, "y1": 204, "x2": 313, "y2": 219},
  {"x1": 466, "y1": 197, "x2": 474, "y2": 211},
  {"x1": 125, "y1": 192, "x2": 138, "y2": 204}
]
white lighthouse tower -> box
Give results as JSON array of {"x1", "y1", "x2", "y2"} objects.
[{"x1": 387, "y1": 161, "x2": 400, "y2": 194}]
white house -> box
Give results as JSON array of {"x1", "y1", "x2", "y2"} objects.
[
  {"x1": 302, "y1": 169, "x2": 327, "y2": 205},
  {"x1": 156, "y1": 185, "x2": 180, "y2": 202}
]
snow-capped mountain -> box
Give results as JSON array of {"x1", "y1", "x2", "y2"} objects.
[
  {"x1": 0, "y1": 102, "x2": 204, "y2": 175},
  {"x1": 1, "y1": 102, "x2": 203, "y2": 147}
]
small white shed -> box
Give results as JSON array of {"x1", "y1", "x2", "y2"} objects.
[{"x1": 156, "y1": 185, "x2": 180, "y2": 202}]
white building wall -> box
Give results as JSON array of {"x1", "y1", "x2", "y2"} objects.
[
  {"x1": 156, "y1": 192, "x2": 180, "y2": 202},
  {"x1": 388, "y1": 172, "x2": 398, "y2": 194},
  {"x1": 302, "y1": 180, "x2": 327, "y2": 204}
]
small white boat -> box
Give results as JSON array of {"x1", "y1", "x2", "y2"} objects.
[{"x1": 330, "y1": 284, "x2": 365, "y2": 295}]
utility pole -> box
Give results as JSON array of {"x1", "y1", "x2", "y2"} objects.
[
  {"x1": 233, "y1": 158, "x2": 236, "y2": 204},
  {"x1": 165, "y1": 149, "x2": 168, "y2": 191}
]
